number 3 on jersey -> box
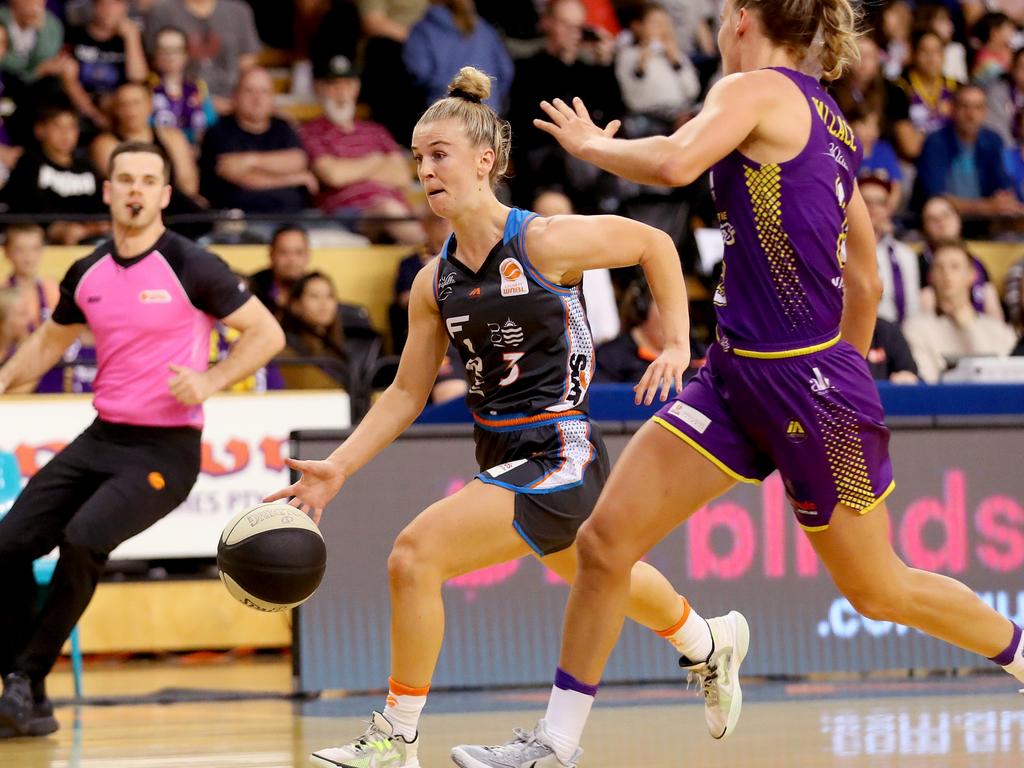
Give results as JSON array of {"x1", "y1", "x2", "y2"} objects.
[{"x1": 499, "y1": 352, "x2": 524, "y2": 387}]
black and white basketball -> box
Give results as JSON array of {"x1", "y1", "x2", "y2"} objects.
[{"x1": 217, "y1": 502, "x2": 327, "y2": 612}]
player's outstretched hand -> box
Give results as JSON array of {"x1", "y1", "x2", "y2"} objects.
[
  {"x1": 534, "y1": 97, "x2": 620, "y2": 159},
  {"x1": 168, "y1": 364, "x2": 216, "y2": 405},
  {"x1": 263, "y1": 458, "x2": 346, "y2": 525},
  {"x1": 634, "y1": 346, "x2": 689, "y2": 406}
]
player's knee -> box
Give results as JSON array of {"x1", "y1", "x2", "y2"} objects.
[
  {"x1": 387, "y1": 528, "x2": 430, "y2": 589},
  {"x1": 58, "y1": 538, "x2": 109, "y2": 579},
  {"x1": 843, "y1": 581, "x2": 909, "y2": 623},
  {"x1": 576, "y1": 515, "x2": 635, "y2": 577}
]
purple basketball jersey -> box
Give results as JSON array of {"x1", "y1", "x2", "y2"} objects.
[{"x1": 710, "y1": 67, "x2": 863, "y2": 356}]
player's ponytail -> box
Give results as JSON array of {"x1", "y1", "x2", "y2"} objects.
[
  {"x1": 415, "y1": 66, "x2": 511, "y2": 187},
  {"x1": 734, "y1": 0, "x2": 861, "y2": 82}
]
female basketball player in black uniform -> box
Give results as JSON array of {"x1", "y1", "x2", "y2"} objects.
[{"x1": 265, "y1": 67, "x2": 748, "y2": 768}]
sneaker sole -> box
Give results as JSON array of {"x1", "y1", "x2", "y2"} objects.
[
  {"x1": 450, "y1": 747, "x2": 496, "y2": 768},
  {"x1": 311, "y1": 753, "x2": 420, "y2": 768},
  {"x1": 716, "y1": 610, "x2": 750, "y2": 741}
]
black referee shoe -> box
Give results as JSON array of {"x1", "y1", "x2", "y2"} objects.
[{"x1": 0, "y1": 673, "x2": 58, "y2": 738}]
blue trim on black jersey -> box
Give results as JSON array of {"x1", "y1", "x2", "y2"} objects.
[
  {"x1": 503, "y1": 208, "x2": 529, "y2": 245},
  {"x1": 440, "y1": 233, "x2": 454, "y2": 259},
  {"x1": 476, "y1": 471, "x2": 585, "y2": 496},
  {"x1": 513, "y1": 212, "x2": 577, "y2": 297},
  {"x1": 512, "y1": 519, "x2": 545, "y2": 557}
]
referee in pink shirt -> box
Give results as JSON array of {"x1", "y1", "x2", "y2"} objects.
[{"x1": 0, "y1": 141, "x2": 284, "y2": 739}]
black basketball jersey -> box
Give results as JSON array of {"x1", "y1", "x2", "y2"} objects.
[{"x1": 433, "y1": 208, "x2": 594, "y2": 428}]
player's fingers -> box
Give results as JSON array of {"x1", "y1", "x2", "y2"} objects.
[
  {"x1": 261, "y1": 485, "x2": 295, "y2": 503},
  {"x1": 604, "y1": 119, "x2": 621, "y2": 138},
  {"x1": 550, "y1": 98, "x2": 577, "y2": 120},
  {"x1": 676, "y1": 368, "x2": 685, "y2": 395},
  {"x1": 311, "y1": 508, "x2": 323, "y2": 525},
  {"x1": 634, "y1": 368, "x2": 654, "y2": 405},
  {"x1": 284, "y1": 458, "x2": 314, "y2": 473},
  {"x1": 659, "y1": 373, "x2": 672, "y2": 402},
  {"x1": 572, "y1": 96, "x2": 593, "y2": 123},
  {"x1": 643, "y1": 365, "x2": 665, "y2": 406},
  {"x1": 539, "y1": 101, "x2": 566, "y2": 125},
  {"x1": 533, "y1": 118, "x2": 559, "y2": 137}
]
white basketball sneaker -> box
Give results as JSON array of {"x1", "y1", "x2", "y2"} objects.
[
  {"x1": 678, "y1": 610, "x2": 750, "y2": 740},
  {"x1": 451, "y1": 720, "x2": 580, "y2": 768},
  {"x1": 311, "y1": 711, "x2": 419, "y2": 768}
]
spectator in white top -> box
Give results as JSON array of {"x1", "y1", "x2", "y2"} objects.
[
  {"x1": 615, "y1": 3, "x2": 700, "y2": 134},
  {"x1": 903, "y1": 241, "x2": 1018, "y2": 382},
  {"x1": 861, "y1": 175, "x2": 920, "y2": 324}
]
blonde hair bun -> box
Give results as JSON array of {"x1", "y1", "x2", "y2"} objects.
[{"x1": 448, "y1": 67, "x2": 492, "y2": 103}]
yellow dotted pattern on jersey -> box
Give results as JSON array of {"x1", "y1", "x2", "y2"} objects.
[
  {"x1": 813, "y1": 395, "x2": 877, "y2": 511},
  {"x1": 743, "y1": 164, "x2": 811, "y2": 327}
]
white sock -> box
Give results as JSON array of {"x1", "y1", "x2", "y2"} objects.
[
  {"x1": 658, "y1": 598, "x2": 713, "y2": 663},
  {"x1": 543, "y1": 684, "x2": 594, "y2": 763},
  {"x1": 383, "y1": 678, "x2": 428, "y2": 740},
  {"x1": 1001, "y1": 639, "x2": 1024, "y2": 684}
]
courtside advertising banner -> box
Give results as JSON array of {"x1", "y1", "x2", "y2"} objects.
[
  {"x1": 0, "y1": 392, "x2": 350, "y2": 559},
  {"x1": 294, "y1": 424, "x2": 1024, "y2": 684}
]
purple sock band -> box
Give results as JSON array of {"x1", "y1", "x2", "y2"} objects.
[
  {"x1": 990, "y1": 623, "x2": 1022, "y2": 666},
  {"x1": 554, "y1": 667, "x2": 599, "y2": 698}
]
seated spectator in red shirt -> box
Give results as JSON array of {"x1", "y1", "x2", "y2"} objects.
[
  {"x1": 1, "y1": 101, "x2": 110, "y2": 244},
  {"x1": 199, "y1": 67, "x2": 316, "y2": 214},
  {"x1": 2, "y1": 222, "x2": 58, "y2": 330},
  {"x1": 301, "y1": 55, "x2": 424, "y2": 245}
]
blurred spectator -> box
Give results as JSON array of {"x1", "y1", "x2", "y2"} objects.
[
  {"x1": 595, "y1": 276, "x2": 701, "y2": 383},
  {"x1": 2, "y1": 222, "x2": 58, "y2": 330},
  {"x1": 1004, "y1": 256, "x2": 1023, "y2": 331},
  {"x1": 831, "y1": 36, "x2": 920, "y2": 160},
  {"x1": 431, "y1": 344, "x2": 467, "y2": 403},
  {"x1": 199, "y1": 67, "x2": 314, "y2": 213},
  {"x1": 305, "y1": 1, "x2": 361, "y2": 86},
  {"x1": 301, "y1": 55, "x2": 424, "y2": 245},
  {"x1": 861, "y1": 175, "x2": 921, "y2": 324},
  {"x1": 403, "y1": 0, "x2": 512, "y2": 112},
  {"x1": 1, "y1": 102, "x2": 109, "y2": 244},
  {"x1": 903, "y1": 241, "x2": 1018, "y2": 382},
  {"x1": 357, "y1": 0, "x2": 429, "y2": 143},
  {"x1": 876, "y1": 0, "x2": 913, "y2": 80},
  {"x1": 249, "y1": 223, "x2": 311, "y2": 314},
  {"x1": 278, "y1": 271, "x2": 350, "y2": 389},
  {"x1": 919, "y1": 194, "x2": 1005, "y2": 319},
  {"x1": 91, "y1": 82, "x2": 199, "y2": 201},
  {"x1": 648, "y1": 0, "x2": 716, "y2": 59},
  {"x1": 508, "y1": 0, "x2": 623, "y2": 210},
  {"x1": 896, "y1": 29, "x2": 958, "y2": 137},
  {"x1": 971, "y1": 11, "x2": 1015, "y2": 85},
  {"x1": 983, "y1": 46, "x2": 1024, "y2": 146},
  {"x1": 917, "y1": 3, "x2": 968, "y2": 83},
  {"x1": 532, "y1": 187, "x2": 619, "y2": 345},
  {"x1": 390, "y1": 207, "x2": 451, "y2": 352},
  {"x1": 474, "y1": 0, "x2": 540, "y2": 46},
  {"x1": 867, "y1": 317, "x2": 920, "y2": 384},
  {"x1": 615, "y1": 2, "x2": 700, "y2": 134},
  {"x1": 849, "y1": 103, "x2": 903, "y2": 206},
  {"x1": 149, "y1": 25, "x2": 217, "y2": 144},
  {"x1": 63, "y1": 0, "x2": 147, "y2": 129},
  {"x1": 144, "y1": 0, "x2": 261, "y2": 112},
  {"x1": 0, "y1": 24, "x2": 30, "y2": 178},
  {"x1": 915, "y1": 85, "x2": 1022, "y2": 220},
  {"x1": 0, "y1": 285, "x2": 36, "y2": 391},
  {"x1": 0, "y1": 0, "x2": 64, "y2": 83}
]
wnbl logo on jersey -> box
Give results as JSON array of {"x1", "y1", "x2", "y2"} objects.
[{"x1": 499, "y1": 258, "x2": 529, "y2": 297}]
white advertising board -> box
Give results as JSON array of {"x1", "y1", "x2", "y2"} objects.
[{"x1": 0, "y1": 391, "x2": 350, "y2": 559}]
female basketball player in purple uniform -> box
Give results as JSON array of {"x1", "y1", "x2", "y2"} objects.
[
  {"x1": 454, "y1": 2, "x2": 1024, "y2": 767},
  {"x1": 266, "y1": 67, "x2": 748, "y2": 768}
]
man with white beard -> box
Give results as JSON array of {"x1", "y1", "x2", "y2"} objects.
[{"x1": 301, "y1": 55, "x2": 425, "y2": 245}]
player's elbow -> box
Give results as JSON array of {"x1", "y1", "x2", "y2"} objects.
[{"x1": 658, "y1": 154, "x2": 698, "y2": 187}]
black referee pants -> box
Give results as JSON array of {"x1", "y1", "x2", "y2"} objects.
[{"x1": 0, "y1": 419, "x2": 200, "y2": 690}]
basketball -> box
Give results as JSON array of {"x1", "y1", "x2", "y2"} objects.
[{"x1": 217, "y1": 502, "x2": 328, "y2": 612}]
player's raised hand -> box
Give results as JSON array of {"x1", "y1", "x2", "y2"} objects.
[
  {"x1": 263, "y1": 457, "x2": 346, "y2": 525},
  {"x1": 167, "y1": 364, "x2": 216, "y2": 405},
  {"x1": 534, "y1": 97, "x2": 620, "y2": 158},
  {"x1": 633, "y1": 345, "x2": 689, "y2": 406}
]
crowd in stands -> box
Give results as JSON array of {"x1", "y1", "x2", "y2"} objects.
[{"x1": 1, "y1": 0, "x2": 1024, "y2": 399}]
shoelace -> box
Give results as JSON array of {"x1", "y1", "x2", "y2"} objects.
[
  {"x1": 686, "y1": 662, "x2": 720, "y2": 707},
  {"x1": 352, "y1": 722, "x2": 393, "y2": 752},
  {"x1": 486, "y1": 727, "x2": 541, "y2": 758}
]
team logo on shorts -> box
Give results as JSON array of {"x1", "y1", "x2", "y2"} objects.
[
  {"x1": 785, "y1": 419, "x2": 807, "y2": 443},
  {"x1": 499, "y1": 258, "x2": 529, "y2": 297}
]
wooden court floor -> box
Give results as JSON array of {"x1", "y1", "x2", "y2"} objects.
[{"x1": 2, "y1": 661, "x2": 1023, "y2": 767}]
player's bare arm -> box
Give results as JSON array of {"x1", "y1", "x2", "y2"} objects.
[{"x1": 0, "y1": 320, "x2": 84, "y2": 395}]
